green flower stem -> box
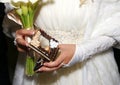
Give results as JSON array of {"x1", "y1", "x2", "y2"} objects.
[
  {"x1": 24, "y1": 14, "x2": 30, "y2": 28},
  {"x1": 21, "y1": 5, "x2": 35, "y2": 76},
  {"x1": 12, "y1": 0, "x2": 40, "y2": 76},
  {"x1": 28, "y1": 6, "x2": 34, "y2": 27},
  {"x1": 20, "y1": 15, "x2": 25, "y2": 27},
  {"x1": 25, "y1": 55, "x2": 35, "y2": 76}
]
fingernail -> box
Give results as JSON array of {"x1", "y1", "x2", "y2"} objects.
[
  {"x1": 38, "y1": 68, "x2": 42, "y2": 71},
  {"x1": 31, "y1": 31, "x2": 35, "y2": 35},
  {"x1": 43, "y1": 62, "x2": 50, "y2": 66},
  {"x1": 26, "y1": 43, "x2": 29, "y2": 47},
  {"x1": 43, "y1": 63, "x2": 46, "y2": 65}
]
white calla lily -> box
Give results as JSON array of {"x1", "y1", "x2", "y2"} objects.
[
  {"x1": 0, "y1": 0, "x2": 10, "y2": 3},
  {"x1": 0, "y1": 0, "x2": 52, "y2": 77},
  {"x1": 0, "y1": 0, "x2": 38, "y2": 4},
  {"x1": 29, "y1": 0, "x2": 39, "y2": 3},
  {"x1": 0, "y1": 0, "x2": 41, "y2": 77}
]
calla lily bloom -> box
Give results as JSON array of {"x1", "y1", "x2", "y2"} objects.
[
  {"x1": 0, "y1": 0, "x2": 41, "y2": 76},
  {"x1": 0, "y1": 0, "x2": 52, "y2": 77}
]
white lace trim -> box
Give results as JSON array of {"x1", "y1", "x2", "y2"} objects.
[{"x1": 45, "y1": 30, "x2": 84, "y2": 44}]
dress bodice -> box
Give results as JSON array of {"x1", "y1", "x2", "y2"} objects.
[{"x1": 35, "y1": 0, "x2": 92, "y2": 44}]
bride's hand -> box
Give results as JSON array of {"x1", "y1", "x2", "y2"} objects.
[
  {"x1": 37, "y1": 44, "x2": 76, "y2": 72},
  {"x1": 14, "y1": 29, "x2": 35, "y2": 52}
]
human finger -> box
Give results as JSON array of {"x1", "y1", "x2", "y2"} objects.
[
  {"x1": 16, "y1": 36, "x2": 29, "y2": 46},
  {"x1": 16, "y1": 29, "x2": 35, "y2": 36},
  {"x1": 16, "y1": 38, "x2": 29, "y2": 52},
  {"x1": 37, "y1": 63, "x2": 64, "y2": 72},
  {"x1": 16, "y1": 46, "x2": 27, "y2": 52},
  {"x1": 43, "y1": 53, "x2": 65, "y2": 67}
]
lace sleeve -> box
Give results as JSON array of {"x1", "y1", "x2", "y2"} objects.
[{"x1": 67, "y1": 36, "x2": 117, "y2": 66}]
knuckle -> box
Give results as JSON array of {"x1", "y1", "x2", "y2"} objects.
[{"x1": 53, "y1": 61, "x2": 59, "y2": 66}]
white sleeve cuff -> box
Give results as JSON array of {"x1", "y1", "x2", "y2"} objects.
[{"x1": 65, "y1": 36, "x2": 117, "y2": 67}]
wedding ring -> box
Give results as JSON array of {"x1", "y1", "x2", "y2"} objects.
[
  {"x1": 61, "y1": 62, "x2": 66, "y2": 66},
  {"x1": 14, "y1": 36, "x2": 22, "y2": 45},
  {"x1": 61, "y1": 62, "x2": 67, "y2": 68},
  {"x1": 61, "y1": 62, "x2": 69, "y2": 68}
]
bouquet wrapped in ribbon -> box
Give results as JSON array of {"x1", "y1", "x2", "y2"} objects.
[{"x1": 1, "y1": 0, "x2": 59, "y2": 76}]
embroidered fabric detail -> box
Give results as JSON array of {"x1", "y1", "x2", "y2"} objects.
[{"x1": 45, "y1": 30, "x2": 84, "y2": 44}]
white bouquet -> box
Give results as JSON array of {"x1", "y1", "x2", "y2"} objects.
[
  {"x1": 0, "y1": 0, "x2": 56, "y2": 76},
  {"x1": 0, "y1": 0, "x2": 41, "y2": 76}
]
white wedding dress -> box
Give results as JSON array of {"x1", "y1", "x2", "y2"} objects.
[{"x1": 2, "y1": 0, "x2": 120, "y2": 85}]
